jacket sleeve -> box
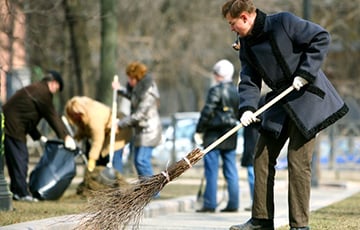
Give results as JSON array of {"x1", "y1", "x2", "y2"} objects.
[
  {"x1": 196, "y1": 86, "x2": 221, "y2": 133},
  {"x1": 88, "y1": 117, "x2": 107, "y2": 161},
  {"x1": 28, "y1": 128, "x2": 41, "y2": 141},
  {"x1": 238, "y1": 47, "x2": 262, "y2": 116},
  {"x1": 36, "y1": 92, "x2": 68, "y2": 139},
  {"x1": 280, "y1": 12, "x2": 331, "y2": 83},
  {"x1": 116, "y1": 84, "x2": 132, "y2": 99},
  {"x1": 117, "y1": 89, "x2": 154, "y2": 128},
  {"x1": 84, "y1": 100, "x2": 112, "y2": 160}
]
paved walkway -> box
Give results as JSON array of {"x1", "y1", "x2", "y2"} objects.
[{"x1": 1, "y1": 177, "x2": 360, "y2": 230}]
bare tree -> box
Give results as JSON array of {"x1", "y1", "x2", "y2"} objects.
[
  {"x1": 1, "y1": 0, "x2": 358, "y2": 114},
  {"x1": 97, "y1": 0, "x2": 118, "y2": 103},
  {"x1": 63, "y1": 0, "x2": 96, "y2": 97}
]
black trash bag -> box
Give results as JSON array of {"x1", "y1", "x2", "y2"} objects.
[{"x1": 29, "y1": 140, "x2": 78, "y2": 200}]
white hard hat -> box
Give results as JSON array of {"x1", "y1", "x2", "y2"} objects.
[{"x1": 213, "y1": 59, "x2": 234, "y2": 82}]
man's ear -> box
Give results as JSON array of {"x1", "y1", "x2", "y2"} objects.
[{"x1": 239, "y1": 12, "x2": 249, "y2": 23}]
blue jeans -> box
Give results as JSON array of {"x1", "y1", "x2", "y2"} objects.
[
  {"x1": 112, "y1": 148, "x2": 124, "y2": 173},
  {"x1": 247, "y1": 166, "x2": 255, "y2": 201},
  {"x1": 203, "y1": 149, "x2": 239, "y2": 209},
  {"x1": 134, "y1": 146, "x2": 154, "y2": 177}
]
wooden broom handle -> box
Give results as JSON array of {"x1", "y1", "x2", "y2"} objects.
[
  {"x1": 202, "y1": 86, "x2": 295, "y2": 154},
  {"x1": 107, "y1": 75, "x2": 119, "y2": 168}
]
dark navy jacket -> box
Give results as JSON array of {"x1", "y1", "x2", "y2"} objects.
[{"x1": 238, "y1": 9, "x2": 348, "y2": 140}]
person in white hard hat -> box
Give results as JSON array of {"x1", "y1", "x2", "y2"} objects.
[{"x1": 194, "y1": 59, "x2": 240, "y2": 213}]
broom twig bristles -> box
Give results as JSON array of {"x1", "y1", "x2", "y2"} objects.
[{"x1": 77, "y1": 148, "x2": 204, "y2": 230}]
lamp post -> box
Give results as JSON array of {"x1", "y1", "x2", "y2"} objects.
[
  {"x1": 303, "y1": 0, "x2": 319, "y2": 187},
  {"x1": 303, "y1": 0, "x2": 312, "y2": 20},
  {"x1": 0, "y1": 112, "x2": 13, "y2": 211}
]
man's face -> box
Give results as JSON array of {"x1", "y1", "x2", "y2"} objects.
[
  {"x1": 226, "y1": 13, "x2": 252, "y2": 38},
  {"x1": 49, "y1": 80, "x2": 60, "y2": 94}
]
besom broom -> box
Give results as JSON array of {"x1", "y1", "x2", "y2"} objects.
[{"x1": 77, "y1": 86, "x2": 295, "y2": 230}]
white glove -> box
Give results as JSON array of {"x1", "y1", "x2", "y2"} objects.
[
  {"x1": 240, "y1": 111, "x2": 260, "y2": 127},
  {"x1": 292, "y1": 76, "x2": 308, "y2": 91},
  {"x1": 40, "y1": 136, "x2": 48, "y2": 144},
  {"x1": 64, "y1": 135, "x2": 77, "y2": 150},
  {"x1": 194, "y1": 132, "x2": 204, "y2": 146}
]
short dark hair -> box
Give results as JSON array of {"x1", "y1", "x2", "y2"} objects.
[{"x1": 222, "y1": 0, "x2": 256, "y2": 18}]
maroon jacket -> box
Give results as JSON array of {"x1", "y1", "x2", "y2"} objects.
[{"x1": 2, "y1": 81, "x2": 68, "y2": 142}]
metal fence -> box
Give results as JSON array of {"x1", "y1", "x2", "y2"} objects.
[{"x1": 318, "y1": 119, "x2": 360, "y2": 170}]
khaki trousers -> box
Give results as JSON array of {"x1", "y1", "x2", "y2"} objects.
[{"x1": 252, "y1": 118, "x2": 315, "y2": 228}]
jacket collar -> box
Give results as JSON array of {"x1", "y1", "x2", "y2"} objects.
[
  {"x1": 245, "y1": 9, "x2": 267, "y2": 43},
  {"x1": 133, "y1": 74, "x2": 153, "y2": 98}
]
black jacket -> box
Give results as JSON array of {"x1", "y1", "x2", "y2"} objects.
[{"x1": 196, "y1": 82, "x2": 239, "y2": 150}]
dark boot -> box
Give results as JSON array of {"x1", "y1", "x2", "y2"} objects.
[
  {"x1": 229, "y1": 218, "x2": 274, "y2": 230},
  {"x1": 196, "y1": 207, "x2": 215, "y2": 213},
  {"x1": 290, "y1": 227, "x2": 310, "y2": 230}
]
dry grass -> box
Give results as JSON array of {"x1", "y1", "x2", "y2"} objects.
[
  {"x1": 0, "y1": 192, "x2": 87, "y2": 226},
  {"x1": 277, "y1": 191, "x2": 360, "y2": 230}
]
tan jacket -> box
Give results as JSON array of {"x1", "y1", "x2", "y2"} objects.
[{"x1": 65, "y1": 96, "x2": 131, "y2": 161}]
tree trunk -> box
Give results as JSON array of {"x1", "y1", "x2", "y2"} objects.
[
  {"x1": 97, "y1": 0, "x2": 118, "y2": 103},
  {"x1": 63, "y1": 0, "x2": 95, "y2": 97}
]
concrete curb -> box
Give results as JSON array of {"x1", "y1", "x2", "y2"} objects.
[
  {"x1": 2, "y1": 180, "x2": 360, "y2": 230},
  {"x1": 144, "y1": 195, "x2": 196, "y2": 218}
]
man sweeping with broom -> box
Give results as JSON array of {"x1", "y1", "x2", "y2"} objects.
[{"x1": 221, "y1": 0, "x2": 348, "y2": 229}]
